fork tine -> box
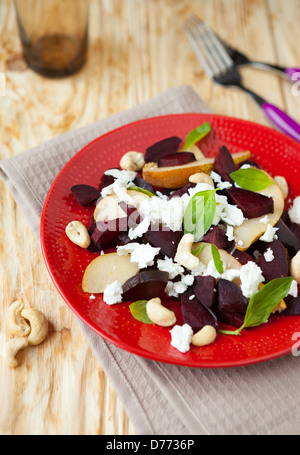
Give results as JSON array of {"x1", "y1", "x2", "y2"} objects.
[{"x1": 184, "y1": 16, "x2": 234, "y2": 79}]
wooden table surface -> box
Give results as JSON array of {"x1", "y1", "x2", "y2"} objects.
[{"x1": 0, "y1": 0, "x2": 299, "y2": 435}]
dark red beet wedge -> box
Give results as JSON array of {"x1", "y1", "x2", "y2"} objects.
[
  {"x1": 283, "y1": 295, "x2": 300, "y2": 315},
  {"x1": 122, "y1": 270, "x2": 169, "y2": 301},
  {"x1": 219, "y1": 311, "x2": 245, "y2": 328},
  {"x1": 213, "y1": 145, "x2": 236, "y2": 182},
  {"x1": 200, "y1": 225, "x2": 233, "y2": 250},
  {"x1": 144, "y1": 225, "x2": 182, "y2": 260},
  {"x1": 145, "y1": 136, "x2": 182, "y2": 163},
  {"x1": 133, "y1": 177, "x2": 155, "y2": 195},
  {"x1": 192, "y1": 276, "x2": 217, "y2": 309},
  {"x1": 89, "y1": 217, "x2": 128, "y2": 251},
  {"x1": 276, "y1": 218, "x2": 300, "y2": 255},
  {"x1": 158, "y1": 152, "x2": 196, "y2": 168},
  {"x1": 180, "y1": 290, "x2": 217, "y2": 332},
  {"x1": 228, "y1": 246, "x2": 255, "y2": 265},
  {"x1": 258, "y1": 239, "x2": 289, "y2": 282},
  {"x1": 225, "y1": 187, "x2": 274, "y2": 219},
  {"x1": 168, "y1": 182, "x2": 196, "y2": 199},
  {"x1": 71, "y1": 184, "x2": 100, "y2": 206},
  {"x1": 218, "y1": 279, "x2": 248, "y2": 314},
  {"x1": 118, "y1": 202, "x2": 141, "y2": 229},
  {"x1": 99, "y1": 173, "x2": 115, "y2": 191}
]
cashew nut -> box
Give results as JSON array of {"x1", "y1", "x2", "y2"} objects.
[
  {"x1": 120, "y1": 151, "x2": 145, "y2": 172},
  {"x1": 146, "y1": 298, "x2": 176, "y2": 327},
  {"x1": 21, "y1": 308, "x2": 48, "y2": 346},
  {"x1": 191, "y1": 325, "x2": 217, "y2": 347},
  {"x1": 3, "y1": 337, "x2": 28, "y2": 368},
  {"x1": 6, "y1": 300, "x2": 31, "y2": 337},
  {"x1": 189, "y1": 172, "x2": 214, "y2": 186},
  {"x1": 175, "y1": 234, "x2": 200, "y2": 269},
  {"x1": 290, "y1": 251, "x2": 300, "y2": 284},
  {"x1": 274, "y1": 176, "x2": 289, "y2": 199},
  {"x1": 66, "y1": 221, "x2": 90, "y2": 248}
]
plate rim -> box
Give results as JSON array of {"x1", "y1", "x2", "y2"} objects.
[{"x1": 40, "y1": 112, "x2": 300, "y2": 368}]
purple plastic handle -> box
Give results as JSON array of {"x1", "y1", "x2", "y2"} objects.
[
  {"x1": 285, "y1": 68, "x2": 300, "y2": 81},
  {"x1": 262, "y1": 102, "x2": 300, "y2": 143}
]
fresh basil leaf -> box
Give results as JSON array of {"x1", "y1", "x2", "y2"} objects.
[
  {"x1": 218, "y1": 277, "x2": 293, "y2": 336},
  {"x1": 127, "y1": 185, "x2": 155, "y2": 197},
  {"x1": 183, "y1": 189, "x2": 217, "y2": 241},
  {"x1": 192, "y1": 244, "x2": 205, "y2": 256},
  {"x1": 182, "y1": 122, "x2": 211, "y2": 150},
  {"x1": 211, "y1": 244, "x2": 224, "y2": 274},
  {"x1": 230, "y1": 168, "x2": 272, "y2": 192},
  {"x1": 129, "y1": 300, "x2": 154, "y2": 324}
]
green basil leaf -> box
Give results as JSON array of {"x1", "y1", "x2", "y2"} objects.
[
  {"x1": 182, "y1": 122, "x2": 211, "y2": 150},
  {"x1": 127, "y1": 185, "x2": 155, "y2": 197},
  {"x1": 230, "y1": 168, "x2": 272, "y2": 192},
  {"x1": 218, "y1": 277, "x2": 293, "y2": 336},
  {"x1": 183, "y1": 190, "x2": 217, "y2": 241},
  {"x1": 192, "y1": 244, "x2": 205, "y2": 256},
  {"x1": 211, "y1": 244, "x2": 224, "y2": 274},
  {"x1": 241, "y1": 277, "x2": 293, "y2": 330},
  {"x1": 129, "y1": 300, "x2": 154, "y2": 324}
]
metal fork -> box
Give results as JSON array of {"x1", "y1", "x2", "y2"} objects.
[{"x1": 184, "y1": 16, "x2": 300, "y2": 143}]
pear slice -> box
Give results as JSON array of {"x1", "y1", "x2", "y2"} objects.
[
  {"x1": 233, "y1": 182, "x2": 284, "y2": 251},
  {"x1": 192, "y1": 242, "x2": 243, "y2": 286},
  {"x1": 142, "y1": 151, "x2": 251, "y2": 189},
  {"x1": 94, "y1": 190, "x2": 151, "y2": 222},
  {"x1": 82, "y1": 253, "x2": 139, "y2": 293}
]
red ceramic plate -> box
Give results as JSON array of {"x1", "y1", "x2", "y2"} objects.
[{"x1": 40, "y1": 114, "x2": 300, "y2": 368}]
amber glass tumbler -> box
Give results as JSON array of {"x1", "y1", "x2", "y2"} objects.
[{"x1": 14, "y1": 0, "x2": 89, "y2": 78}]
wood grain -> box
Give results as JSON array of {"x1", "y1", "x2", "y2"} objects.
[{"x1": 0, "y1": 0, "x2": 299, "y2": 435}]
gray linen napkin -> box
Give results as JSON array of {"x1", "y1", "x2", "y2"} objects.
[{"x1": 1, "y1": 85, "x2": 300, "y2": 435}]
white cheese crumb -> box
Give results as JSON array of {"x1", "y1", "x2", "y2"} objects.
[
  {"x1": 240, "y1": 261, "x2": 265, "y2": 299},
  {"x1": 289, "y1": 196, "x2": 300, "y2": 224},
  {"x1": 259, "y1": 224, "x2": 279, "y2": 242},
  {"x1": 117, "y1": 243, "x2": 140, "y2": 256},
  {"x1": 128, "y1": 216, "x2": 151, "y2": 240},
  {"x1": 104, "y1": 168, "x2": 137, "y2": 183},
  {"x1": 157, "y1": 257, "x2": 184, "y2": 280},
  {"x1": 89, "y1": 294, "x2": 96, "y2": 300},
  {"x1": 221, "y1": 204, "x2": 245, "y2": 227},
  {"x1": 130, "y1": 243, "x2": 161, "y2": 269},
  {"x1": 288, "y1": 280, "x2": 298, "y2": 298},
  {"x1": 264, "y1": 248, "x2": 274, "y2": 262},
  {"x1": 226, "y1": 225, "x2": 234, "y2": 241},
  {"x1": 103, "y1": 280, "x2": 123, "y2": 305},
  {"x1": 170, "y1": 324, "x2": 193, "y2": 353},
  {"x1": 259, "y1": 215, "x2": 270, "y2": 225}
]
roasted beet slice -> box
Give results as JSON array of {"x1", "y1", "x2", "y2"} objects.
[
  {"x1": 122, "y1": 270, "x2": 169, "y2": 301},
  {"x1": 133, "y1": 177, "x2": 155, "y2": 195},
  {"x1": 219, "y1": 311, "x2": 245, "y2": 328},
  {"x1": 99, "y1": 173, "x2": 115, "y2": 191},
  {"x1": 276, "y1": 218, "x2": 300, "y2": 255},
  {"x1": 168, "y1": 183, "x2": 196, "y2": 200},
  {"x1": 283, "y1": 296, "x2": 300, "y2": 315},
  {"x1": 144, "y1": 225, "x2": 182, "y2": 260},
  {"x1": 258, "y1": 239, "x2": 289, "y2": 282},
  {"x1": 225, "y1": 187, "x2": 274, "y2": 219},
  {"x1": 228, "y1": 246, "x2": 255, "y2": 265},
  {"x1": 218, "y1": 279, "x2": 248, "y2": 314},
  {"x1": 158, "y1": 152, "x2": 196, "y2": 168},
  {"x1": 213, "y1": 145, "x2": 236, "y2": 183},
  {"x1": 145, "y1": 136, "x2": 182, "y2": 163},
  {"x1": 180, "y1": 290, "x2": 217, "y2": 332},
  {"x1": 200, "y1": 225, "x2": 233, "y2": 250},
  {"x1": 71, "y1": 184, "x2": 100, "y2": 206},
  {"x1": 118, "y1": 202, "x2": 141, "y2": 229},
  {"x1": 89, "y1": 217, "x2": 128, "y2": 251},
  {"x1": 192, "y1": 276, "x2": 217, "y2": 309}
]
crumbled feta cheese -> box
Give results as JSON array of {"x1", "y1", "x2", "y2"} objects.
[
  {"x1": 170, "y1": 324, "x2": 193, "y2": 353},
  {"x1": 221, "y1": 269, "x2": 241, "y2": 282},
  {"x1": 180, "y1": 273, "x2": 195, "y2": 287},
  {"x1": 289, "y1": 197, "x2": 300, "y2": 224},
  {"x1": 226, "y1": 225, "x2": 234, "y2": 241},
  {"x1": 104, "y1": 168, "x2": 137, "y2": 183},
  {"x1": 264, "y1": 248, "x2": 274, "y2": 262},
  {"x1": 117, "y1": 243, "x2": 140, "y2": 256},
  {"x1": 209, "y1": 171, "x2": 232, "y2": 190},
  {"x1": 189, "y1": 294, "x2": 195, "y2": 300},
  {"x1": 259, "y1": 224, "x2": 279, "y2": 242},
  {"x1": 221, "y1": 204, "x2": 245, "y2": 227},
  {"x1": 288, "y1": 280, "x2": 298, "y2": 298},
  {"x1": 138, "y1": 196, "x2": 185, "y2": 232},
  {"x1": 204, "y1": 259, "x2": 222, "y2": 280},
  {"x1": 89, "y1": 294, "x2": 96, "y2": 300},
  {"x1": 157, "y1": 257, "x2": 184, "y2": 280},
  {"x1": 103, "y1": 280, "x2": 123, "y2": 305},
  {"x1": 113, "y1": 179, "x2": 135, "y2": 205},
  {"x1": 190, "y1": 261, "x2": 208, "y2": 276},
  {"x1": 240, "y1": 261, "x2": 265, "y2": 298},
  {"x1": 240, "y1": 164, "x2": 251, "y2": 169},
  {"x1": 128, "y1": 216, "x2": 151, "y2": 240},
  {"x1": 130, "y1": 243, "x2": 161, "y2": 268},
  {"x1": 259, "y1": 215, "x2": 269, "y2": 225}
]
